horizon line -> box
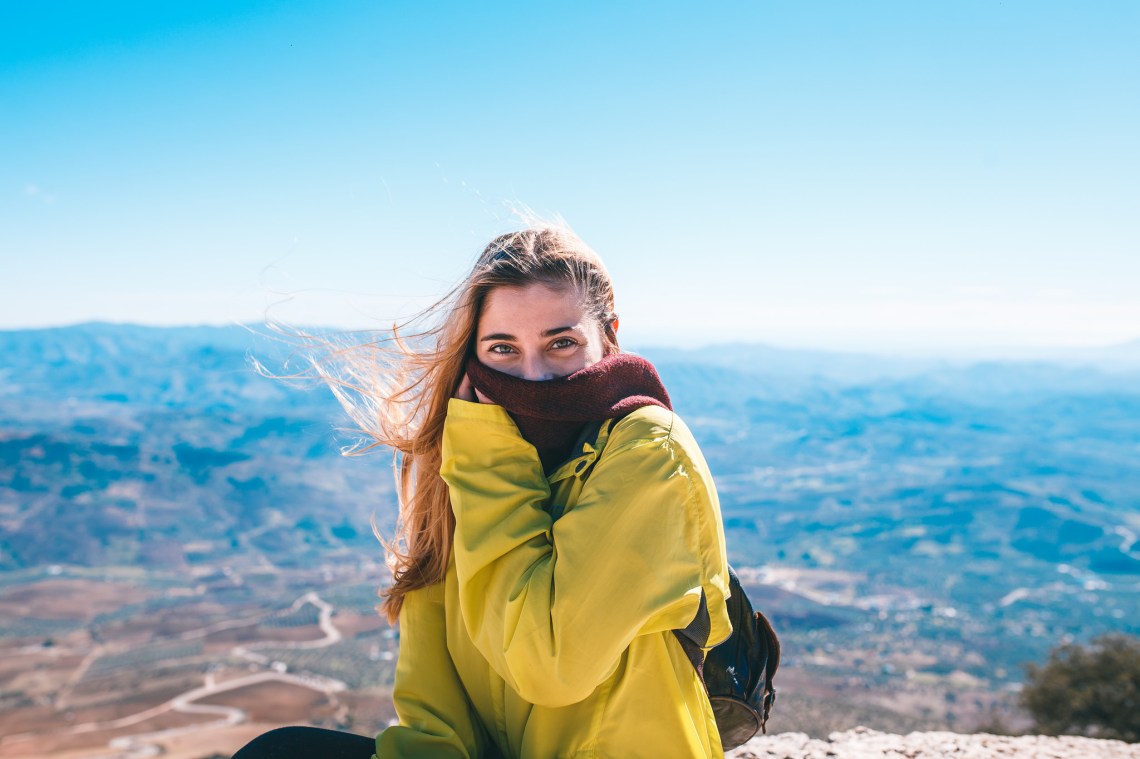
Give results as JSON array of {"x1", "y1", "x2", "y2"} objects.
[{"x1": 2, "y1": 318, "x2": 1138, "y2": 361}]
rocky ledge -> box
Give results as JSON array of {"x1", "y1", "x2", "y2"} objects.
[{"x1": 728, "y1": 727, "x2": 1139, "y2": 759}]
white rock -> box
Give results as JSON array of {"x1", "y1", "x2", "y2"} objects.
[{"x1": 728, "y1": 729, "x2": 1140, "y2": 759}]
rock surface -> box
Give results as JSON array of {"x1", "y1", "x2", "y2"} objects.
[{"x1": 728, "y1": 727, "x2": 1139, "y2": 759}]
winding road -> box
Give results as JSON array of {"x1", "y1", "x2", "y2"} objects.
[{"x1": 0, "y1": 592, "x2": 349, "y2": 759}]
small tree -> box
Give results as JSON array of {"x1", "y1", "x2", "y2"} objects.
[{"x1": 1020, "y1": 633, "x2": 1140, "y2": 742}]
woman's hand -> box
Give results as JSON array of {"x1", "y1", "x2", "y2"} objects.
[{"x1": 455, "y1": 373, "x2": 493, "y2": 404}]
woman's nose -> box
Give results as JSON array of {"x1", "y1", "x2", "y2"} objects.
[{"x1": 520, "y1": 355, "x2": 554, "y2": 382}]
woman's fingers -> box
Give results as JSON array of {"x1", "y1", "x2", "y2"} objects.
[
  {"x1": 455, "y1": 374, "x2": 476, "y2": 401},
  {"x1": 456, "y1": 373, "x2": 493, "y2": 404}
]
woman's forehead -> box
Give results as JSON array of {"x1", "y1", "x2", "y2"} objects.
[{"x1": 479, "y1": 283, "x2": 589, "y2": 334}]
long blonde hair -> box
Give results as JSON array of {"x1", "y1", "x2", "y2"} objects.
[{"x1": 287, "y1": 221, "x2": 620, "y2": 622}]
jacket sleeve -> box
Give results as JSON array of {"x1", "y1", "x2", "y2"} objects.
[
  {"x1": 375, "y1": 581, "x2": 490, "y2": 758},
  {"x1": 440, "y1": 398, "x2": 727, "y2": 708}
]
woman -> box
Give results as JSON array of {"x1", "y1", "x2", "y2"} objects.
[{"x1": 235, "y1": 222, "x2": 732, "y2": 758}]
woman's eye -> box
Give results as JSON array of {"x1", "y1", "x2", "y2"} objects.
[
  {"x1": 488, "y1": 344, "x2": 515, "y2": 355},
  {"x1": 551, "y1": 338, "x2": 577, "y2": 350}
]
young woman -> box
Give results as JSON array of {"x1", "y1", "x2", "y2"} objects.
[{"x1": 234, "y1": 222, "x2": 733, "y2": 758}]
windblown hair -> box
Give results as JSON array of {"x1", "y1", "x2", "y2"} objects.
[{"x1": 281, "y1": 221, "x2": 619, "y2": 622}]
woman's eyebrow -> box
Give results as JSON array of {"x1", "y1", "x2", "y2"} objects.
[{"x1": 479, "y1": 326, "x2": 576, "y2": 342}]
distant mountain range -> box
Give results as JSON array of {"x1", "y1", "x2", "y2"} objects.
[{"x1": 1, "y1": 322, "x2": 1137, "y2": 682}]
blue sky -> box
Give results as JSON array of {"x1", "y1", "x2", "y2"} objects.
[{"x1": 2, "y1": 1, "x2": 1138, "y2": 353}]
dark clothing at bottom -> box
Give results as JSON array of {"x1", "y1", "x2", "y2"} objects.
[{"x1": 232, "y1": 726, "x2": 375, "y2": 759}]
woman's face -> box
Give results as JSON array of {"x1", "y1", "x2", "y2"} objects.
[{"x1": 476, "y1": 282, "x2": 607, "y2": 381}]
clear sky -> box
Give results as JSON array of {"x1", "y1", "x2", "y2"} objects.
[{"x1": 2, "y1": 1, "x2": 1138, "y2": 354}]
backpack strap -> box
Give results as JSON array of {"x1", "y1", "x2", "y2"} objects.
[
  {"x1": 754, "y1": 608, "x2": 780, "y2": 728},
  {"x1": 673, "y1": 590, "x2": 711, "y2": 682}
]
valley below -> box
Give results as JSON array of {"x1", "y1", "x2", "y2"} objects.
[{"x1": 1, "y1": 324, "x2": 1137, "y2": 757}]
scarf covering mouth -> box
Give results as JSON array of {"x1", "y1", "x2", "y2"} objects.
[{"x1": 464, "y1": 353, "x2": 673, "y2": 472}]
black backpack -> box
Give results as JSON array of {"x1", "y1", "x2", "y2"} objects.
[{"x1": 673, "y1": 566, "x2": 780, "y2": 751}]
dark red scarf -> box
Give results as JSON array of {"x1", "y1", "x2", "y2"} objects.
[{"x1": 464, "y1": 353, "x2": 673, "y2": 472}]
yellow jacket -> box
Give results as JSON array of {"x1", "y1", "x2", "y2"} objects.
[{"x1": 374, "y1": 398, "x2": 733, "y2": 759}]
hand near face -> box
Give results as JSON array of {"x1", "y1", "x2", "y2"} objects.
[{"x1": 454, "y1": 373, "x2": 493, "y2": 404}]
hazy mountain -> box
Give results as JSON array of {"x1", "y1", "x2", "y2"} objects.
[{"x1": 1, "y1": 323, "x2": 1137, "y2": 682}]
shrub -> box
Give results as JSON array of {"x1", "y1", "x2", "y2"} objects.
[{"x1": 1020, "y1": 633, "x2": 1140, "y2": 742}]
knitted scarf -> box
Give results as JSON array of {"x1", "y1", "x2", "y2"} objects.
[{"x1": 464, "y1": 353, "x2": 673, "y2": 471}]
